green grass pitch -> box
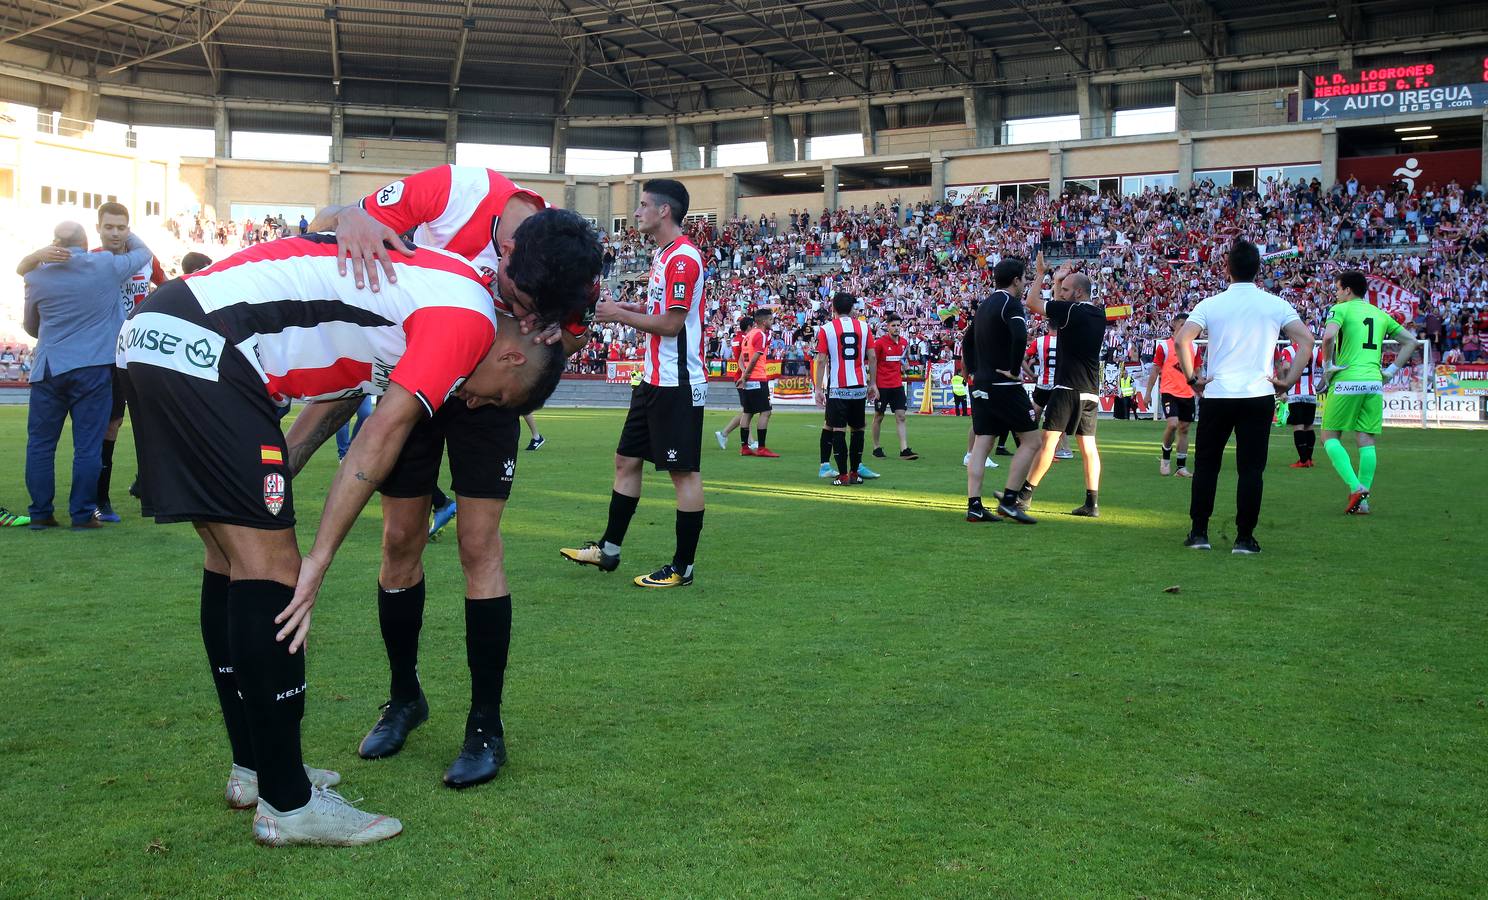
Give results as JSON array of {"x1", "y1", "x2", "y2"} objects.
[{"x1": 2, "y1": 405, "x2": 1484, "y2": 897}]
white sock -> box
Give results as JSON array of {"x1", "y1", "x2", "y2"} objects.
[{"x1": 602, "y1": 541, "x2": 621, "y2": 556}]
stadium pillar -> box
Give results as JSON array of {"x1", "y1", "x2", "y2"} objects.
[
  {"x1": 445, "y1": 113, "x2": 458, "y2": 164},
  {"x1": 329, "y1": 106, "x2": 344, "y2": 205},
  {"x1": 1320, "y1": 124, "x2": 1338, "y2": 190},
  {"x1": 1048, "y1": 147, "x2": 1064, "y2": 196},
  {"x1": 767, "y1": 113, "x2": 796, "y2": 163},
  {"x1": 722, "y1": 172, "x2": 738, "y2": 220},
  {"x1": 669, "y1": 120, "x2": 701, "y2": 170},
  {"x1": 597, "y1": 181, "x2": 612, "y2": 235},
  {"x1": 1481, "y1": 110, "x2": 1488, "y2": 187},
  {"x1": 930, "y1": 152, "x2": 946, "y2": 202},
  {"x1": 551, "y1": 118, "x2": 567, "y2": 175},
  {"x1": 858, "y1": 99, "x2": 887, "y2": 155},
  {"x1": 213, "y1": 99, "x2": 230, "y2": 158},
  {"x1": 963, "y1": 87, "x2": 1001, "y2": 147},
  {"x1": 564, "y1": 175, "x2": 577, "y2": 211},
  {"x1": 822, "y1": 164, "x2": 837, "y2": 211},
  {"x1": 209, "y1": 100, "x2": 229, "y2": 220},
  {"x1": 59, "y1": 86, "x2": 98, "y2": 136},
  {"x1": 1177, "y1": 133, "x2": 1193, "y2": 191},
  {"x1": 1076, "y1": 77, "x2": 1110, "y2": 140}
]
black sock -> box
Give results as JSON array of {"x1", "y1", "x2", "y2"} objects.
[
  {"x1": 673, "y1": 509, "x2": 704, "y2": 573},
  {"x1": 740, "y1": 427, "x2": 750, "y2": 447},
  {"x1": 831, "y1": 431, "x2": 848, "y2": 474},
  {"x1": 1177, "y1": 454, "x2": 1187, "y2": 470},
  {"x1": 819, "y1": 428, "x2": 833, "y2": 464},
  {"x1": 601, "y1": 490, "x2": 640, "y2": 548},
  {"x1": 200, "y1": 570, "x2": 253, "y2": 769},
  {"x1": 1002, "y1": 488, "x2": 1019, "y2": 507},
  {"x1": 968, "y1": 495, "x2": 981, "y2": 508},
  {"x1": 1085, "y1": 489, "x2": 1099, "y2": 508},
  {"x1": 756, "y1": 427, "x2": 767, "y2": 449},
  {"x1": 1293, "y1": 430, "x2": 1305, "y2": 460},
  {"x1": 431, "y1": 487, "x2": 450, "y2": 510},
  {"x1": 465, "y1": 596, "x2": 511, "y2": 734},
  {"x1": 1162, "y1": 443, "x2": 1173, "y2": 460},
  {"x1": 379, "y1": 579, "x2": 426, "y2": 703},
  {"x1": 227, "y1": 580, "x2": 310, "y2": 811},
  {"x1": 848, "y1": 430, "x2": 864, "y2": 471},
  {"x1": 1302, "y1": 431, "x2": 1316, "y2": 462},
  {"x1": 97, "y1": 438, "x2": 115, "y2": 508}
]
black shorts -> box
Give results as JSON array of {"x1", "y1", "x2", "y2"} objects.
[
  {"x1": 617, "y1": 382, "x2": 705, "y2": 472},
  {"x1": 1031, "y1": 386, "x2": 1052, "y2": 408},
  {"x1": 1287, "y1": 401, "x2": 1317, "y2": 427},
  {"x1": 874, "y1": 386, "x2": 907, "y2": 414},
  {"x1": 380, "y1": 401, "x2": 519, "y2": 500},
  {"x1": 738, "y1": 383, "x2": 772, "y2": 415},
  {"x1": 1161, "y1": 393, "x2": 1196, "y2": 423},
  {"x1": 825, "y1": 396, "x2": 867, "y2": 429},
  {"x1": 121, "y1": 280, "x2": 294, "y2": 529},
  {"x1": 1042, "y1": 388, "x2": 1100, "y2": 436},
  {"x1": 971, "y1": 383, "x2": 1037, "y2": 437},
  {"x1": 109, "y1": 366, "x2": 128, "y2": 421}
]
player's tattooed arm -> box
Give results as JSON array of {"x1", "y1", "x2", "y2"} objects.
[{"x1": 285, "y1": 397, "x2": 363, "y2": 477}]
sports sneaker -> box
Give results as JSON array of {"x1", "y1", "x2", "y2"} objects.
[
  {"x1": 1232, "y1": 536, "x2": 1262, "y2": 555},
  {"x1": 253, "y1": 787, "x2": 402, "y2": 847},
  {"x1": 1303, "y1": 460, "x2": 1315, "y2": 468},
  {"x1": 1355, "y1": 499, "x2": 1371, "y2": 515},
  {"x1": 832, "y1": 472, "x2": 863, "y2": 486},
  {"x1": 1289, "y1": 460, "x2": 1309, "y2": 469},
  {"x1": 525, "y1": 435, "x2": 545, "y2": 451},
  {"x1": 1054, "y1": 448, "x2": 1075, "y2": 460},
  {"x1": 714, "y1": 430, "x2": 727, "y2": 450},
  {"x1": 856, "y1": 464, "x2": 880, "y2": 479},
  {"x1": 0, "y1": 508, "x2": 30, "y2": 527},
  {"x1": 872, "y1": 447, "x2": 886, "y2": 458},
  {"x1": 749, "y1": 441, "x2": 759, "y2": 451},
  {"x1": 1175, "y1": 467, "x2": 1192, "y2": 478},
  {"x1": 358, "y1": 693, "x2": 430, "y2": 759},
  {"x1": 996, "y1": 501, "x2": 1036, "y2": 525},
  {"x1": 1183, "y1": 530, "x2": 1211, "y2": 550},
  {"x1": 899, "y1": 448, "x2": 919, "y2": 460},
  {"x1": 753, "y1": 447, "x2": 779, "y2": 458},
  {"x1": 559, "y1": 541, "x2": 620, "y2": 573},
  {"x1": 1160, "y1": 459, "x2": 1172, "y2": 476},
  {"x1": 1070, "y1": 504, "x2": 1100, "y2": 518},
  {"x1": 128, "y1": 478, "x2": 142, "y2": 499},
  {"x1": 94, "y1": 506, "x2": 121, "y2": 523},
  {"x1": 227, "y1": 763, "x2": 342, "y2": 809},
  {"x1": 739, "y1": 445, "x2": 756, "y2": 457},
  {"x1": 817, "y1": 462, "x2": 838, "y2": 478},
  {"x1": 634, "y1": 564, "x2": 694, "y2": 588},
  {"x1": 966, "y1": 503, "x2": 1000, "y2": 523},
  {"x1": 1346, "y1": 487, "x2": 1370, "y2": 515},
  {"x1": 429, "y1": 499, "x2": 457, "y2": 539}
]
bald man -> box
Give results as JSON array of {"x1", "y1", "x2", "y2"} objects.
[{"x1": 1018, "y1": 256, "x2": 1109, "y2": 517}]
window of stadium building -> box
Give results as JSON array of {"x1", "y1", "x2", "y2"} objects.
[
  {"x1": 1257, "y1": 164, "x2": 1322, "y2": 187},
  {"x1": 1120, "y1": 173, "x2": 1177, "y2": 194},
  {"x1": 133, "y1": 125, "x2": 215, "y2": 159},
  {"x1": 1194, "y1": 168, "x2": 1258, "y2": 189},
  {"x1": 999, "y1": 181, "x2": 1050, "y2": 204},
  {"x1": 456, "y1": 143, "x2": 550, "y2": 174},
  {"x1": 640, "y1": 149, "x2": 673, "y2": 173},
  {"x1": 230, "y1": 131, "x2": 332, "y2": 163},
  {"x1": 565, "y1": 149, "x2": 638, "y2": 177},
  {"x1": 1003, "y1": 115, "x2": 1080, "y2": 145},
  {"x1": 1112, "y1": 106, "x2": 1176, "y2": 137},
  {"x1": 806, "y1": 133, "x2": 865, "y2": 160},
  {"x1": 715, "y1": 141, "x2": 768, "y2": 167}
]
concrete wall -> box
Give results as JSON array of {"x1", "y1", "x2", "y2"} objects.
[
  {"x1": 1194, "y1": 131, "x2": 1322, "y2": 169},
  {"x1": 738, "y1": 191, "x2": 823, "y2": 219},
  {"x1": 876, "y1": 124, "x2": 975, "y2": 156},
  {"x1": 1064, "y1": 139, "x2": 1178, "y2": 177},
  {"x1": 1178, "y1": 87, "x2": 1293, "y2": 133},
  {"x1": 214, "y1": 161, "x2": 330, "y2": 211},
  {"x1": 838, "y1": 186, "x2": 931, "y2": 209},
  {"x1": 945, "y1": 149, "x2": 1050, "y2": 184},
  {"x1": 340, "y1": 137, "x2": 446, "y2": 170}
]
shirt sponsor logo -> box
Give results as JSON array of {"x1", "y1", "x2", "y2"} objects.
[
  {"x1": 1332, "y1": 381, "x2": 1384, "y2": 395},
  {"x1": 376, "y1": 180, "x2": 405, "y2": 207},
  {"x1": 371, "y1": 357, "x2": 395, "y2": 392},
  {"x1": 672, "y1": 282, "x2": 687, "y2": 300},
  {"x1": 264, "y1": 472, "x2": 286, "y2": 515},
  {"x1": 117, "y1": 312, "x2": 225, "y2": 382},
  {"x1": 691, "y1": 383, "x2": 708, "y2": 407}
]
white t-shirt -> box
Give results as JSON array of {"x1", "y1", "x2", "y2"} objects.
[{"x1": 1186, "y1": 282, "x2": 1300, "y2": 399}]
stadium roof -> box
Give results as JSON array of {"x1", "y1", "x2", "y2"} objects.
[{"x1": 2, "y1": 0, "x2": 1487, "y2": 126}]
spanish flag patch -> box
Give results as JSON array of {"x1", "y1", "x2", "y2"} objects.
[{"x1": 260, "y1": 445, "x2": 284, "y2": 465}]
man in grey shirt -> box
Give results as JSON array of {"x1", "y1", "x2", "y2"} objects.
[{"x1": 22, "y1": 221, "x2": 153, "y2": 529}]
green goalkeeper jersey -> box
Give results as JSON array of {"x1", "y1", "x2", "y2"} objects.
[{"x1": 1325, "y1": 299, "x2": 1403, "y2": 381}]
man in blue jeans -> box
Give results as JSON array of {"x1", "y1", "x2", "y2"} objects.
[{"x1": 21, "y1": 221, "x2": 153, "y2": 529}]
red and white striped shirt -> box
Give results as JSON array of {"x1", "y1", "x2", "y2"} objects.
[
  {"x1": 1278, "y1": 343, "x2": 1325, "y2": 401},
  {"x1": 94, "y1": 249, "x2": 165, "y2": 318},
  {"x1": 1030, "y1": 334, "x2": 1058, "y2": 387},
  {"x1": 642, "y1": 236, "x2": 706, "y2": 387},
  {"x1": 182, "y1": 236, "x2": 497, "y2": 415},
  {"x1": 815, "y1": 316, "x2": 870, "y2": 396}
]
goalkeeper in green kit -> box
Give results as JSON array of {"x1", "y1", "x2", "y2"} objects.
[{"x1": 1318, "y1": 270, "x2": 1421, "y2": 515}]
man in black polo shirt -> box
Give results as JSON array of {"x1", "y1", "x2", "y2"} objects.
[
  {"x1": 1018, "y1": 255, "x2": 1107, "y2": 517},
  {"x1": 966, "y1": 258, "x2": 1041, "y2": 524}
]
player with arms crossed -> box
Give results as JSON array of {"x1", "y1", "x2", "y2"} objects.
[
  {"x1": 1144, "y1": 312, "x2": 1200, "y2": 477},
  {"x1": 870, "y1": 313, "x2": 917, "y2": 461},
  {"x1": 814, "y1": 292, "x2": 877, "y2": 485},
  {"x1": 120, "y1": 235, "x2": 564, "y2": 846},
  {"x1": 560, "y1": 179, "x2": 707, "y2": 587},
  {"x1": 1318, "y1": 270, "x2": 1421, "y2": 514}
]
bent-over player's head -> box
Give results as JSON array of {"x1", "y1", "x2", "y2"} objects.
[
  {"x1": 637, "y1": 179, "x2": 689, "y2": 235},
  {"x1": 831, "y1": 292, "x2": 857, "y2": 315},
  {"x1": 53, "y1": 221, "x2": 87, "y2": 250},
  {"x1": 181, "y1": 251, "x2": 213, "y2": 275},
  {"x1": 97, "y1": 201, "x2": 131, "y2": 253},
  {"x1": 1335, "y1": 269, "x2": 1367, "y2": 302},
  {"x1": 501, "y1": 208, "x2": 603, "y2": 326},
  {"x1": 1226, "y1": 239, "x2": 1261, "y2": 284},
  {"x1": 993, "y1": 258, "x2": 1026, "y2": 291},
  {"x1": 453, "y1": 321, "x2": 568, "y2": 415}
]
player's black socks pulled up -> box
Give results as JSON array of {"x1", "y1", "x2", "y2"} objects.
[
  {"x1": 740, "y1": 428, "x2": 750, "y2": 448},
  {"x1": 97, "y1": 438, "x2": 116, "y2": 509},
  {"x1": 756, "y1": 428, "x2": 767, "y2": 449},
  {"x1": 227, "y1": 580, "x2": 310, "y2": 812},
  {"x1": 831, "y1": 431, "x2": 848, "y2": 475},
  {"x1": 674, "y1": 509, "x2": 704, "y2": 573},
  {"x1": 1176, "y1": 454, "x2": 1188, "y2": 470},
  {"x1": 1002, "y1": 488, "x2": 1020, "y2": 507},
  {"x1": 200, "y1": 569, "x2": 254, "y2": 769},
  {"x1": 1292, "y1": 431, "x2": 1305, "y2": 460},
  {"x1": 465, "y1": 595, "x2": 511, "y2": 731},
  {"x1": 602, "y1": 490, "x2": 640, "y2": 548},
  {"x1": 379, "y1": 578, "x2": 426, "y2": 703},
  {"x1": 431, "y1": 486, "x2": 451, "y2": 510},
  {"x1": 848, "y1": 430, "x2": 864, "y2": 471},
  {"x1": 819, "y1": 428, "x2": 833, "y2": 465},
  {"x1": 1161, "y1": 443, "x2": 1173, "y2": 460},
  {"x1": 1085, "y1": 489, "x2": 1099, "y2": 508}
]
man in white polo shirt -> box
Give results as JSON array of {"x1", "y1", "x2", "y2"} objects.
[{"x1": 1174, "y1": 240, "x2": 1314, "y2": 554}]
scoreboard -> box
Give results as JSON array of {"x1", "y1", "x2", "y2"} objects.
[{"x1": 1309, "y1": 54, "x2": 1488, "y2": 99}]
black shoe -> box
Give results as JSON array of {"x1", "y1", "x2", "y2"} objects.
[
  {"x1": 900, "y1": 448, "x2": 919, "y2": 460},
  {"x1": 994, "y1": 446, "x2": 1014, "y2": 456},
  {"x1": 966, "y1": 503, "x2": 1001, "y2": 523},
  {"x1": 1232, "y1": 536, "x2": 1262, "y2": 555},
  {"x1": 443, "y1": 719, "x2": 507, "y2": 789},
  {"x1": 1183, "y1": 530, "x2": 1212, "y2": 550},
  {"x1": 128, "y1": 477, "x2": 142, "y2": 499},
  {"x1": 1015, "y1": 494, "x2": 1032, "y2": 512},
  {"x1": 996, "y1": 501, "x2": 1037, "y2": 524},
  {"x1": 1070, "y1": 504, "x2": 1100, "y2": 518},
  {"x1": 871, "y1": 447, "x2": 886, "y2": 458},
  {"x1": 357, "y1": 693, "x2": 429, "y2": 759}
]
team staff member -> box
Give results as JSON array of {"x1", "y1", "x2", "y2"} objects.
[
  {"x1": 1175, "y1": 240, "x2": 1313, "y2": 554},
  {"x1": 299, "y1": 168, "x2": 601, "y2": 789},
  {"x1": 1145, "y1": 312, "x2": 1199, "y2": 477},
  {"x1": 870, "y1": 313, "x2": 917, "y2": 461},
  {"x1": 735, "y1": 307, "x2": 778, "y2": 457},
  {"x1": 814, "y1": 292, "x2": 877, "y2": 486},
  {"x1": 1017, "y1": 257, "x2": 1107, "y2": 517},
  {"x1": 120, "y1": 234, "x2": 565, "y2": 847},
  {"x1": 966, "y1": 258, "x2": 1040, "y2": 524},
  {"x1": 560, "y1": 179, "x2": 708, "y2": 588}
]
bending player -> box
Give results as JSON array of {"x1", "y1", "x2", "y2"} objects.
[{"x1": 1318, "y1": 270, "x2": 1420, "y2": 514}]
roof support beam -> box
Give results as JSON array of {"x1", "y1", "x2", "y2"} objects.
[
  {"x1": 1158, "y1": 0, "x2": 1227, "y2": 59},
  {"x1": 999, "y1": 0, "x2": 1103, "y2": 72},
  {"x1": 447, "y1": 0, "x2": 473, "y2": 105},
  {"x1": 326, "y1": 4, "x2": 342, "y2": 97},
  {"x1": 105, "y1": 0, "x2": 248, "y2": 74},
  {"x1": 1, "y1": 0, "x2": 134, "y2": 45}
]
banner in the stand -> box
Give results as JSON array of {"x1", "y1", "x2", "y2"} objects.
[
  {"x1": 725, "y1": 359, "x2": 784, "y2": 378},
  {"x1": 1364, "y1": 276, "x2": 1421, "y2": 325},
  {"x1": 606, "y1": 361, "x2": 642, "y2": 384},
  {"x1": 909, "y1": 362, "x2": 956, "y2": 412},
  {"x1": 1381, "y1": 391, "x2": 1483, "y2": 422},
  {"x1": 943, "y1": 184, "x2": 997, "y2": 206}
]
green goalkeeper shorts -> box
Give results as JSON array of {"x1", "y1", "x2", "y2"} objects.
[{"x1": 1321, "y1": 382, "x2": 1383, "y2": 434}]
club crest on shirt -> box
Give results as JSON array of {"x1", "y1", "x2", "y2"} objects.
[{"x1": 264, "y1": 473, "x2": 286, "y2": 515}]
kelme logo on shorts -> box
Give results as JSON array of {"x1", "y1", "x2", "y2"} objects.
[{"x1": 117, "y1": 312, "x2": 226, "y2": 382}]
